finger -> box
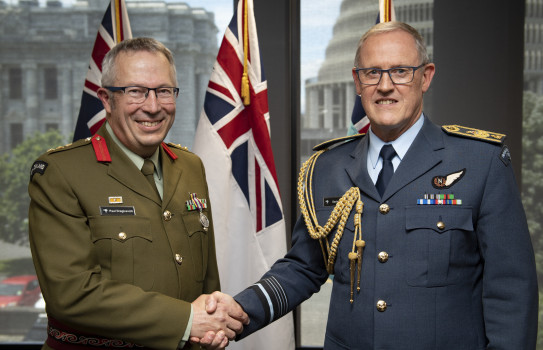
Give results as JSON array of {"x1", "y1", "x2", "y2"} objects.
[
  {"x1": 205, "y1": 293, "x2": 219, "y2": 313},
  {"x1": 209, "y1": 330, "x2": 226, "y2": 349},
  {"x1": 198, "y1": 331, "x2": 217, "y2": 346}
]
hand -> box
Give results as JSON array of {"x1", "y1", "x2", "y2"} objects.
[
  {"x1": 190, "y1": 292, "x2": 249, "y2": 341},
  {"x1": 190, "y1": 330, "x2": 228, "y2": 350}
]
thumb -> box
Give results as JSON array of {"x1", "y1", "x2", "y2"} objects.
[{"x1": 205, "y1": 293, "x2": 218, "y2": 313}]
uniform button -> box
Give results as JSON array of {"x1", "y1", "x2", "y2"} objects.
[
  {"x1": 175, "y1": 254, "x2": 183, "y2": 265},
  {"x1": 378, "y1": 251, "x2": 389, "y2": 263},
  {"x1": 437, "y1": 221, "x2": 445, "y2": 230},
  {"x1": 118, "y1": 232, "x2": 127, "y2": 240},
  {"x1": 379, "y1": 204, "x2": 390, "y2": 214},
  {"x1": 163, "y1": 210, "x2": 172, "y2": 221},
  {"x1": 376, "y1": 300, "x2": 387, "y2": 312}
]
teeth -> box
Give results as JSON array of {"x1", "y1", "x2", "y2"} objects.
[
  {"x1": 140, "y1": 121, "x2": 159, "y2": 127},
  {"x1": 377, "y1": 100, "x2": 395, "y2": 105}
]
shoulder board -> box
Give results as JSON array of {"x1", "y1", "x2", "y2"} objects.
[
  {"x1": 442, "y1": 125, "x2": 506, "y2": 144},
  {"x1": 313, "y1": 134, "x2": 365, "y2": 151},
  {"x1": 166, "y1": 142, "x2": 189, "y2": 152},
  {"x1": 46, "y1": 137, "x2": 92, "y2": 154}
]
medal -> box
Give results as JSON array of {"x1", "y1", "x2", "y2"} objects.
[{"x1": 187, "y1": 193, "x2": 209, "y2": 231}]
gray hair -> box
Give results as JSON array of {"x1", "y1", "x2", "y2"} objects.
[
  {"x1": 101, "y1": 37, "x2": 178, "y2": 87},
  {"x1": 354, "y1": 21, "x2": 429, "y2": 67}
]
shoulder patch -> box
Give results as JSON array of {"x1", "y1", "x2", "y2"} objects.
[
  {"x1": 30, "y1": 160, "x2": 48, "y2": 180},
  {"x1": 313, "y1": 133, "x2": 365, "y2": 152},
  {"x1": 442, "y1": 125, "x2": 506, "y2": 144},
  {"x1": 499, "y1": 145, "x2": 511, "y2": 166}
]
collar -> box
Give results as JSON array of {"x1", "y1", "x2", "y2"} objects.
[
  {"x1": 368, "y1": 113, "x2": 425, "y2": 170},
  {"x1": 105, "y1": 122, "x2": 162, "y2": 180}
]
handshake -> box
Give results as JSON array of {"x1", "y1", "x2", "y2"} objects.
[{"x1": 190, "y1": 292, "x2": 249, "y2": 349}]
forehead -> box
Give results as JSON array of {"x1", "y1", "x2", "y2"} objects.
[
  {"x1": 114, "y1": 50, "x2": 174, "y2": 85},
  {"x1": 359, "y1": 30, "x2": 419, "y2": 67}
]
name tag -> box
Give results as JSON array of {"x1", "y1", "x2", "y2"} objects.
[
  {"x1": 100, "y1": 206, "x2": 136, "y2": 216},
  {"x1": 323, "y1": 197, "x2": 341, "y2": 207}
]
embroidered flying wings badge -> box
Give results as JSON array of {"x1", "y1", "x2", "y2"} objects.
[{"x1": 432, "y1": 168, "x2": 466, "y2": 189}]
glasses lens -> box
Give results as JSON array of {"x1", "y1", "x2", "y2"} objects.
[
  {"x1": 389, "y1": 67, "x2": 414, "y2": 84},
  {"x1": 359, "y1": 69, "x2": 381, "y2": 85},
  {"x1": 124, "y1": 87, "x2": 147, "y2": 103}
]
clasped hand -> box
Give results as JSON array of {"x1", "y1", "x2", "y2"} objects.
[{"x1": 190, "y1": 292, "x2": 249, "y2": 349}]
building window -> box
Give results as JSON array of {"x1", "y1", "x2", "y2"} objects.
[
  {"x1": 9, "y1": 68, "x2": 22, "y2": 99},
  {"x1": 10, "y1": 123, "x2": 23, "y2": 149},
  {"x1": 44, "y1": 67, "x2": 58, "y2": 100}
]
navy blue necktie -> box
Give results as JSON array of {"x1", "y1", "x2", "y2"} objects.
[{"x1": 375, "y1": 144, "x2": 396, "y2": 197}]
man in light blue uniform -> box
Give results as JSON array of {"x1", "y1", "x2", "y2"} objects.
[{"x1": 201, "y1": 21, "x2": 538, "y2": 349}]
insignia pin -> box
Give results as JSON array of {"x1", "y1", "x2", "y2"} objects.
[{"x1": 109, "y1": 196, "x2": 123, "y2": 204}]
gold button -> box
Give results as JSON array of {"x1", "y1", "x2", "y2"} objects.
[
  {"x1": 378, "y1": 251, "x2": 389, "y2": 263},
  {"x1": 163, "y1": 210, "x2": 172, "y2": 221},
  {"x1": 376, "y1": 300, "x2": 387, "y2": 312},
  {"x1": 379, "y1": 204, "x2": 390, "y2": 214},
  {"x1": 175, "y1": 254, "x2": 183, "y2": 265},
  {"x1": 118, "y1": 232, "x2": 127, "y2": 240},
  {"x1": 437, "y1": 221, "x2": 445, "y2": 230}
]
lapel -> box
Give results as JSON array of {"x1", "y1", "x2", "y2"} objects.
[
  {"x1": 161, "y1": 146, "x2": 183, "y2": 209},
  {"x1": 346, "y1": 136, "x2": 382, "y2": 202},
  {"x1": 383, "y1": 118, "x2": 444, "y2": 200},
  {"x1": 345, "y1": 118, "x2": 445, "y2": 202},
  {"x1": 100, "y1": 126, "x2": 162, "y2": 206}
]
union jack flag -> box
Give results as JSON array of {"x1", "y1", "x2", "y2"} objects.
[
  {"x1": 73, "y1": 0, "x2": 132, "y2": 142},
  {"x1": 193, "y1": 0, "x2": 293, "y2": 348},
  {"x1": 350, "y1": 0, "x2": 396, "y2": 135}
]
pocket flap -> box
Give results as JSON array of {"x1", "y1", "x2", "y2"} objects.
[
  {"x1": 405, "y1": 206, "x2": 473, "y2": 233},
  {"x1": 89, "y1": 216, "x2": 152, "y2": 242}
]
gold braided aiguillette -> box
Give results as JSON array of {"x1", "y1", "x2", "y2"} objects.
[{"x1": 298, "y1": 150, "x2": 365, "y2": 303}]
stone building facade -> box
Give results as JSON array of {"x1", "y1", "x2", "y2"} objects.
[{"x1": 0, "y1": 0, "x2": 218, "y2": 154}]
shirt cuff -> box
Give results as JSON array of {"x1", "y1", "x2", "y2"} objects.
[{"x1": 178, "y1": 304, "x2": 194, "y2": 349}]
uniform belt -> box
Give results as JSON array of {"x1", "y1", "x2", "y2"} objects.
[{"x1": 46, "y1": 316, "x2": 149, "y2": 350}]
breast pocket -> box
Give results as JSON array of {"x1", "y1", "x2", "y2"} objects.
[
  {"x1": 89, "y1": 216, "x2": 153, "y2": 290},
  {"x1": 405, "y1": 206, "x2": 473, "y2": 287},
  {"x1": 181, "y1": 211, "x2": 209, "y2": 282}
]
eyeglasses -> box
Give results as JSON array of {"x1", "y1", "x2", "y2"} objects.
[
  {"x1": 353, "y1": 64, "x2": 426, "y2": 85},
  {"x1": 105, "y1": 86, "x2": 179, "y2": 104}
]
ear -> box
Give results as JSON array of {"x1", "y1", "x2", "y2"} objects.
[
  {"x1": 97, "y1": 88, "x2": 113, "y2": 113},
  {"x1": 421, "y1": 63, "x2": 436, "y2": 93},
  {"x1": 352, "y1": 68, "x2": 362, "y2": 95}
]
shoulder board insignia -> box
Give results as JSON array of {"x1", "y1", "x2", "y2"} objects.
[
  {"x1": 442, "y1": 125, "x2": 506, "y2": 144},
  {"x1": 313, "y1": 134, "x2": 365, "y2": 151},
  {"x1": 166, "y1": 142, "x2": 189, "y2": 151},
  {"x1": 92, "y1": 134, "x2": 112, "y2": 162},
  {"x1": 47, "y1": 138, "x2": 91, "y2": 154}
]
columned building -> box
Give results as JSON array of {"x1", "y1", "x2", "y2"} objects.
[
  {"x1": 0, "y1": 0, "x2": 217, "y2": 154},
  {"x1": 525, "y1": 0, "x2": 543, "y2": 93}
]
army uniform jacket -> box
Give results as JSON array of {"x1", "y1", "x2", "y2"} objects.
[
  {"x1": 28, "y1": 125, "x2": 220, "y2": 350},
  {"x1": 234, "y1": 117, "x2": 538, "y2": 349}
]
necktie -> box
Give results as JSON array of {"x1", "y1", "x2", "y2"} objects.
[
  {"x1": 375, "y1": 144, "x2": 396, "y2": 197},
  {"x1": 142, "y1": 159, "x2": 160, "y2": 199}
]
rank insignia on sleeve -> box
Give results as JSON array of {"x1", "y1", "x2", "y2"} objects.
[
  {"x1": 30, "y1": 160, "x2": 48, "y2": 180},
  {"x1": 442, "y1": 125, "x2": 506, "y2": 144},
  {"x1": 432, "y1": 168, "x2": 465, "y2": 189}
]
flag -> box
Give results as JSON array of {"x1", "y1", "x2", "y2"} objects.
[
  {"x1": 349, "y1": 0, "x2": 396, "y2": 135},
  {"x1": 73, "y1": 0, "x2": 132, "y2": 141},
  {"x1": 192, "y1": 0, "x2": 294, "y2": 349}
]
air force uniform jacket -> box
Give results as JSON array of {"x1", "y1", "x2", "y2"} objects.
[
  {"x1": 28, "y1": 124, "x2": 220, "y2": 350},
  {"x1": 234, "y1": 117, "x2": 538, "y2": 349}
]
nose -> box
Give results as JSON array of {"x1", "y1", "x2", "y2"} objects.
[
  {"x1": 141, "y1": 89, "x2": 161, "y2": 113},
  {"x1": 377, "y1": 71, "x2": 395, "y2": 92}
]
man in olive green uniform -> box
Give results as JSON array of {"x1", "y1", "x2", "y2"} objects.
[{"x1": 28, "y1": 37, "x2": 247, "y2": 350}]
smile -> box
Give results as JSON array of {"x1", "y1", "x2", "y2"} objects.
[
  {"x1": 377, "y1": 100, "x2": 396, "y2": 105},
  {"x1": 138, "y1": 121, "x2": 160, "y2": 127}
]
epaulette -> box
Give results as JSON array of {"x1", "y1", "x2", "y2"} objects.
[
  {"x1": 442, "y1": 125, "x2": 506, "y2": 145},
  {"x1": 313, "y1": 133, "x2": 366, "y2": 151},
  {"x1": 167, "y1": 142, "x2": 190, "y2": 152},
  {"x1": 46, "y1": 137, "x2": 92, "y2": 154}
]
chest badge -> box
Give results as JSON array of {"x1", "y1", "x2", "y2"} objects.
[
  {"x1": 108, "y1": 196, "x2": 123, "y2": 204},
  {"x1": 432, "y1": 168, "x2": 465, "y2": 189}
]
